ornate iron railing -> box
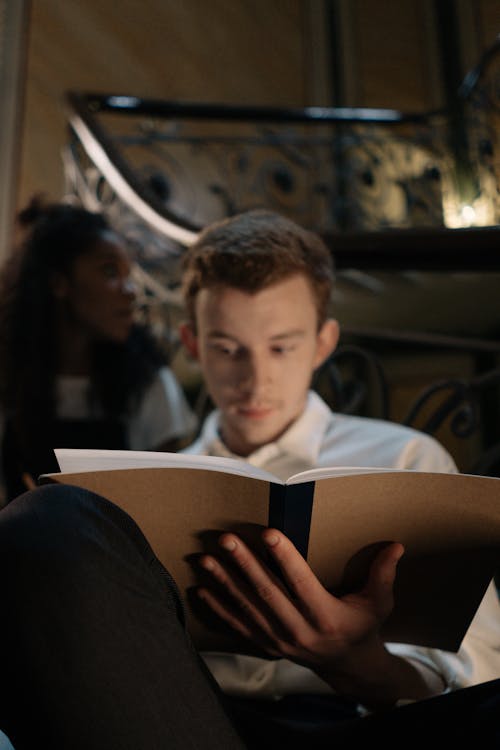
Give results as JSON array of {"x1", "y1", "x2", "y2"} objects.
[{"x1": 63, "y1": 35, "x2": 500, "y2": 246}]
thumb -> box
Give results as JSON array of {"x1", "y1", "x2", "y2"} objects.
[{"x1": 365, "y1": 542, "x2": 404, "y2": 620}]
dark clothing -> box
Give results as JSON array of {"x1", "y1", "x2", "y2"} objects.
[
  {"x1": 0, "y1": 485, "x2": 498, "y2": 749},
  {"x1": 1, "y1": 417, "x2": 127, "y2": 502},
  {"x1": 0, "y1": 485, "x2": 244, "y2": 749}
]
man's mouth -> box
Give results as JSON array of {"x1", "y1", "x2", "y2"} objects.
[{"x1": 236, "y1": 405, "x2": 274, "y2": 419}]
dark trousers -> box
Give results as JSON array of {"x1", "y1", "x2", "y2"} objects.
[{"x1": 0, "y1": 485, "x2": 498, "y2": 749}]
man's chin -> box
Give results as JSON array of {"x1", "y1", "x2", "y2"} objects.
[{"x1": 227, "y1": 420, "x2": 288, "y2": 453}]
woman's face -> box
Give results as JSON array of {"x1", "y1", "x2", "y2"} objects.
[{"x1": 54, "y1": 231, "x2": 137, "y2": 343}]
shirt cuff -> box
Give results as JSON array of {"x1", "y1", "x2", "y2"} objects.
[{"x1": 356, "y1": 657, "x2": 450, "y2": 716}]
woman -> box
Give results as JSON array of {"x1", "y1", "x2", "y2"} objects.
[{"x1": 0, "y1": 198, "x2": 197, "y2": 503}]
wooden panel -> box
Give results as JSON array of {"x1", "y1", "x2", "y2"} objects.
[
  {"x1": 477, "y1": 0, "x2": 500, "y2": 49},
  {"x1": 353, "y1": 0, "x2": 437, "y2": 110},
  {"x1": 19, "y1": 0, "x2": 306, "y2": 204}
]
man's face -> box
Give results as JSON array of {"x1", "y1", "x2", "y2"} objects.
[{"x1": 182, "y1": 274, "x2": 338, "y2": 456}]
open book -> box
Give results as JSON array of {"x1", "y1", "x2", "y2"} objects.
[{"x1": 42, "y1": 448, "x2": 500, "y2": 655}]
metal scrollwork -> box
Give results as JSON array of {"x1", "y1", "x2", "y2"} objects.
[
  {"x1": 313, "y1": 344, "x2": 390, "y2": 420},
  {"x1": 62, "y1": 36, "x2": 500, "y2": 243}
]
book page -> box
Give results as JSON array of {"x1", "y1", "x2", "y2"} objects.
[
  {"x1": 306, "y1": 470, "x2": 500, "y2": 650},
  {"x1": 54, "y1": 451, "x2": 430, "y2": 487},
  {"x1": 54, "y1": 448, "x2": 282, "y2": 484},
  {"x1": 286, "y1": 465, "x2": 407, "y2": 484}
]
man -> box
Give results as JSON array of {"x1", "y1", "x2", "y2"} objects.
[
  {"x1": 177, "y1": 209, "x2": 500, "y2": 707},
  {"x1": 0, "y1": 209, "x2": 498, "y2": 748}
]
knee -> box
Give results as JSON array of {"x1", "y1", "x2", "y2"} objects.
[
  {"x1": 2, "y1": 482, "x2": 103, "y2": 527},
  {"x1": 0, "y1": 483, "x2": 110, "y2": 559}
]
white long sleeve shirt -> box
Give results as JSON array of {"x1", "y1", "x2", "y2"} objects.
[{"x1": 184, "y1": 390, "x2": 500, "y2": 698}]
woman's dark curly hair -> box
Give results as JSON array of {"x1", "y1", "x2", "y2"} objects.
[{"x1": 0, "y1": 196, "x2": 166, "y2": 459}]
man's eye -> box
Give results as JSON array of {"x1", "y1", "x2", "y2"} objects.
[
  {"x1": 271, "y1": 345, "x2": 294, "y2": 355},
  {"x1": 212, "y1": 343, "x2": 238, "y2": 356}
]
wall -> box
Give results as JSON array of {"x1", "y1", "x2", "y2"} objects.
[
  {"x1": 19, "y1": 0, "x2": 309, "y2": 205},
  {"x1": 337, "y1": 0, "x2": 500, "y2": 108}
]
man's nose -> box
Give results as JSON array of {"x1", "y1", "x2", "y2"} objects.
[{"x1": 240, "y1": 354, "x2": 271, "y2": 393}]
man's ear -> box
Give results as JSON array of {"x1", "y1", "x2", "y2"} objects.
[
  {"x1": 313, "y1": 318, "x2": 340, "y2": 369},
  {"x1": 179, "y1": 322, "x2": 199, "y2": 360}
]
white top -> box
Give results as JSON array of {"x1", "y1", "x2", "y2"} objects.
[
  {"x1": 55, "y1": 366, "x2": 197, "y2": 450},
  {"x1": 184, "y1": 390, "x2": 500, "y2": 699}
]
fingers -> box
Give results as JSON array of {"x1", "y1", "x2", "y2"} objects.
[
  {"x1": 198, "y1": 545, "x2": 281, "y2": 642},
  {"x1": 196, "y1": 561, "x2": 282, "y2": 656},
  {"x1": 197, "y1": 531, "x2": 403, "y2": 657},
  {"x1": 260, "y1": 529, "x2": 336, "y2": 621},
  {"x1": 197, "y1": 532, "x2": 312, "y2": 649},
  {"x1": 259, "y1": 531, "x2": 401, "y2": 631},
  {"x1": 202, "y1": 533, "x2": 306, "y2": 623},
  {"x1": 363, "y1": 542, "x2": 404, "y2": 619}
]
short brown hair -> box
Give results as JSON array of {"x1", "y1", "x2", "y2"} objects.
[{"x1": 181, "y1": 209, "x2": 334, "y2": 327}]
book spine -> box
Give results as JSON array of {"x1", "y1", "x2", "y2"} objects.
[{"x1": 268, "y1": 481, "x2": 315, "y2": 559}]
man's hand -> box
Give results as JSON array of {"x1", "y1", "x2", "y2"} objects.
[{"x1": 197, "y1": 530, "x2": 441, "y2": 708}]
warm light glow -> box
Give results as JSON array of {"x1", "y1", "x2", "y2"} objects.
[
  {"x1": 443, "y1": 192, "x2": 496, "y2": 228},
  {"x1": 460, "y1": 205, "x2": 476, "y2": 224}
]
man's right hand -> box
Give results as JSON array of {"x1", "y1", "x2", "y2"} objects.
[{"x1": 197, "y1": 530, "x2": 442, "y2": 708}]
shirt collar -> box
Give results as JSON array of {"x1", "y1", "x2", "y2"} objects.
[{"x1": 196, "y1": 390, "x2": 332, "y2": 467}]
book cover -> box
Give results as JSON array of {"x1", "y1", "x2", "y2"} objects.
[{"x1": 41, "y1": 448, "x2": 500, "y2": 655}]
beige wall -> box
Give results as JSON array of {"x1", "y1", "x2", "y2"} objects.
[{"x1": 19, "y1": 0, "x2": 309, "y2": 205}]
